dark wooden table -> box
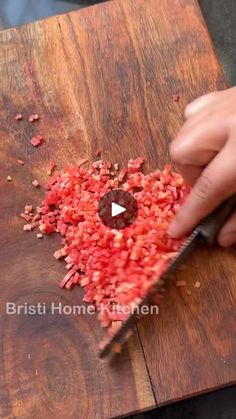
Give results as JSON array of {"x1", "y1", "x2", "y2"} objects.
[{"x1": 0, "y1": 0, "x2": 235, "y2": 417}]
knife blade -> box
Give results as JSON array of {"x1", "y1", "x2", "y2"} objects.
[{"x1": 99, "y1": 194, "x2": 236, "y2": 359}]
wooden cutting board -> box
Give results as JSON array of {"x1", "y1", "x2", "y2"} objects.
[{"x1": 0, "y1": 0, "x2": 235, "y2": 417}]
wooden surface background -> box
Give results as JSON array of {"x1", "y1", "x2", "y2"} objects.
[{"x1": 0, "y1": 0, "x2": 235, "y2": 417}]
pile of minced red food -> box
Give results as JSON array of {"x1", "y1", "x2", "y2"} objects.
[{"x1": 22, "y1": 157, "x2": 189, "y2": 336}]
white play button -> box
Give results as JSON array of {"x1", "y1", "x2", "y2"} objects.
[
  {"x1": 98, "y1": 189, "x2": 138, "y2": 229},
  {"x1": 111, "y1": 202, "x2": 126, "y2": 217}
]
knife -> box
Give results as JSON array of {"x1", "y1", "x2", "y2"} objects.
[{"x1": 99, "y1": 194, "x2": 236, "y2": 359}]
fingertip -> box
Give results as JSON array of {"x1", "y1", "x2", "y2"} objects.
[
  {"x1": 184, "y1": 91, "x2": 219, "y2": 118},
  {"x1": 218, "y1": 233, "x2": 236, "y2": 247},
  {"x1": 217, "y1": 213, "x2": 236, "y2": 247},
  {"x1": 168, "y1": 217, "x2": 185, "y2": 239}
]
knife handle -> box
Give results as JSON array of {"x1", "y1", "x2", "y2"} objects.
[{"x1": 197, "y1": 194, "x2": 236, "y2": 246}]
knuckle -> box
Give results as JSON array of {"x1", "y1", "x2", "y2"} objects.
[
  {"x1": 193, "y1": 173, "x2": 217, "y2": 202},
  {"x1": 169, "y1": 141, "x2": 184, "y2": 165}
]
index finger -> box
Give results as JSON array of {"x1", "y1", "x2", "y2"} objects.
[{"x1": 168, "y1": 141, "x2": 236, "y2": 238}]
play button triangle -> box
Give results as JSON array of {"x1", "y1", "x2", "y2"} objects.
[{"x1": 111, "y1": 202, "x2": 126, "y2": 217}]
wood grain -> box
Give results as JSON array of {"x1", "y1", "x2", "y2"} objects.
[{"x1": 0, "y1": 0, "x2": 235, "y2": 417}]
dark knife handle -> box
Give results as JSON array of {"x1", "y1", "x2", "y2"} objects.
[{"x1": 197, "y1": 194, "x2": 236, "y2": 246}]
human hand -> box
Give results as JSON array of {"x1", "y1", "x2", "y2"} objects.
[{"x1": 168, "y1": 87, "x2": 236, "y2": 247}]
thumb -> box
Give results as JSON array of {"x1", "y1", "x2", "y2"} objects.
[
  {"x1": 169, "y1": 141, "x2": 236, "y2": 238},
  {"x1": 184, "y1": 91, "x2": 220, "y2": 118}
]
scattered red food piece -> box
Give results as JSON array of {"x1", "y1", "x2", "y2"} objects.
[
  {"x1": 17, "y1": 159, "x2": 25, "y2": 165},
  {"x1": 176, "y1": 280, "x2": 187, "y2": 287},
  {"x1": 173, "y1": 94, "x2": 180, "y2": 102},
  {"x1": 25, "y1": 205, "x2": 33, "y2": 214},
  {"x1": 20, "y1": 213, "x2": 32, "y2": 222},
  {"x1": 15, "y1": 113, "x2": 23, "y2": 121},
  {"x1": 22, "y1": 157, "x2": 190, "y2": 336},
  {"x1": 32, "y1": 179, "x2": 40, "y2": 187},
  {"x1": 23, "y1": 224, "x2": 32, "y2": 231},
  {"x1": 30, "y1": 135, "x2": 44, "y2": 147},
  {"x1": 54, "y1": 247, "x2": 67, "y2": 260},
  {"x1": 47, "y1": 161, "x2": 57, "y2": 176},
  {"x1": 29, "y1": 114, "x2": 39, "y2": 122},
  {"x1": 31, "y1": 221, "x2": 39, "y2": 229}
]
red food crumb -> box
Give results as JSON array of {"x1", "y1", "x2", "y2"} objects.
[
  {"x1": 17, "y1": 159, "x2": 25, "y2": 165},
  {"x1": 15, "y1": 113, "x2": 23, "y2": 121},
  {"x1": 32, "y1": 179, "x2": 40, "y2": 187},
  {"x1": 54, "y1": 248, "x2": 67, "y2": 259},
  {"x1": 30, "y1": 135, "x2": 44, "y2": 147},
  {"x1": 29, "y1": 114, "x2": 39, "y2": 122},
  {"x1": 176, "y1": 280, "x2": 187, "y2": 287},
  {"x1": 20, "y1": 213, "x2": 32, "y2": 222},
  {"x1": 31, "y1": 221, "x2": 39, "y2": 229},
  {"x1": 23, "y1": 157, "x2": 189, "y2": 336},
  {"x1": 173, "y1": 94, "x2": 180, "y2": 102},
  {"x1": 23, "y1": 224, "x2": 32, "y2": 231},
  {"x1": 25, "y1": 205, "x2": 33, "y2": 214}
]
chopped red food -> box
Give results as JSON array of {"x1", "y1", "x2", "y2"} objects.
[
  {"x1": 23, "y1": 224, "x2": 32, "y2": 231},
  {"x1": 30, "y1": 135, "x2": 44, "y2": 147},
  {"x1": 31, "y1": 221, "x2": 39, "y2": 229},
  {"x1": 176, "y1": 280, "x2": 187, "y2": 287},
  {"x1": 29, "y1": 114, "x2": 39, "y2": 122},
  {"x1": 173, "y1": 94, "x2": 180, "y2": 102},
  {"x1": 54, "y1": 248, "x2": 67, "y2": 259},
  {"x1": 32, "y1": 179, "x2": 40, "y2": 187},
  {"x1": 20, "y1": 213, "x2": 32, "y2": 222},
  {"x1": 25, "y1": 205, "x2": 33, "y2": 214},
  {"x1": 15, "y1": 113, "x2": 23, "y2": 121},
  {"x1": 23, "y1": 157, "x2": 189, "y2": 335},
  {"x1": 17, "y1": 159, "x2": 25, "y2": 165}
]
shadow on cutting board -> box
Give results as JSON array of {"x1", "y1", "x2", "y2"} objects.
[
  {"x1": 0, "y1": 0, "x2": 107, "y2": 29},
  {"x1": 130, "y1": 385, "x2": 236, "y2": 419}
]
